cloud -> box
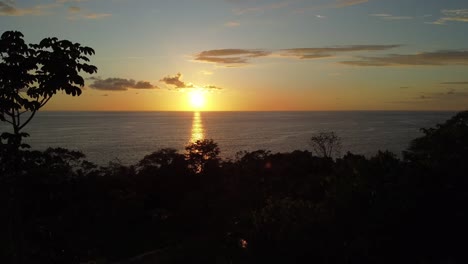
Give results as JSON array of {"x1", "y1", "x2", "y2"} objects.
[
  {"x1": 341, "y1": 50, "x2": 468, "y2": 66},
  {"x1": 200, "y1": 70, "x2": 214, "y2": 75},
  {"x1": 194, "y1": 49, "x2": 271, "y2": 65},
  {"x1": 193, "y1": 45, "x2": 400, "y2": 66},
  {"x1": 280, "y1": 45, "x2": 401, "y2": 59},
  {"x1": 68, "y1": 6, "x2": 81, "y2": 13},
  {"x1": 160, "y1": 73, "x2": 223, "y2": 90},
  {"x1": 334, "y1": 0, "x2": 369, "y2": 8},
  {"x1": 0, "y1": 0, "x2": 110, "y2": 19},
  {"x1": 133, "y1": 81, "x2": 155, "y2": 89},
  {"x1": 370, "y1": 13, "x2": 413, "y2": 20},
  {"x1": 0, "y1": 1, "x2": 57, "y2": 16},
  {"x1": 430, "y1": 9, "x2": 468, "y2": 25},
  {"x1": 89, "y1": 77, "x2": 158, "y2": 91},
  {"x1": 225, "y1": 21, "x2": 240, "y2": 27},
  {"x1": 440, "y1": 81, "x2": 468, "y2": 85},
  {"x1": 84, "y1": 12, "x2": 111, "y2": 19},
  {"x1": 203, "y1": 85, "x2": 222, "y2": 90},
  {"x1": 160, "y1": 73, "x2": 194, "y2": 88}
]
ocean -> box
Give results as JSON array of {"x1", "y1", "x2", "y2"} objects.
[{"x1": 1, "y1": 111, "x2": 455, "y2": 165}]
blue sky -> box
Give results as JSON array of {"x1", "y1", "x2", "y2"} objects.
[{"x1": 1, "y1": 0, "x2": 468, "y2": 111}]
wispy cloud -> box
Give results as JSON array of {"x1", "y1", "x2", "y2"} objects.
[
  {"x1": 225, "y1": 21, "x2": 240, "y2": 27},
  {"x1": 0, "y1": 0, "x2": 110, "y2": 19},
  {"x1": 0, "y1": 1, "x2": 58, "y2": 16},
  {"x1": 83, "y1": 12, "x2": 111, "y2": 19},
  {"x1": 89, "y1": 77, "x2": 158, "y2": 91},
  {"x1": 334, "y1": 0, "x2": 369, "y2": 8},
  {"x1": 200, "y1": 70, "x2": 214, "y2": 75},
  {"x1": 68, "y1": 6, "x2": 81, "y2": 13},
  {"x1": 370, "y1": 13, "x2": 413, "y2": 20},
  {"x1": 440, "y1": 81, "x2": 468, "y2": 85},
  {"x1": 430, "y1": 9, "x2": 468, "y2": 25},
  {"x1": 194, "y1": 49, "x2": 271, "y2": 65},
  {"x1": 281, "y1": 45, "x2": 401, "y2": 59},
  {"x1": 341, "y1": 50, "x2": 468, "y2": 66},
  {"x1": 194, "y1": 45, "x2": 399, "y2": 66},
  {"x1": 203, "y1": 85, "x2": 223, "y2": 90}
]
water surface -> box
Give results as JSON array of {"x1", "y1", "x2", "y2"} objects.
[{"x1": 1, "y1": 111, "x2": 454, "y2": 165}]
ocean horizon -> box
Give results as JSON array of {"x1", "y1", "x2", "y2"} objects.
[{"x1": 2, "y1": 110, "x2": 456, "y2": 165}]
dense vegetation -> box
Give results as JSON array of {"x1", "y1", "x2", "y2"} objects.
[{"x1": 1, "y1": 111, "x2": 467, "y2": 263}]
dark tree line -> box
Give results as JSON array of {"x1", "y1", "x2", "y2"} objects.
[{"x1": 0, "y1": 111, "x2": 468, "y2": 263}]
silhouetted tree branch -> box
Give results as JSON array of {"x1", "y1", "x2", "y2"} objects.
[{"x1": 0, "y1": 31, "x2": 97, "y2": 149}]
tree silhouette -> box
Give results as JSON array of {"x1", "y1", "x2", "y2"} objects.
[
  {"x1": 309, "y1": 131, "x2": 342, "y2": 158},
  {"x1": 185, "y1": 139, "x2": 220, "y2": 173},
  {"x1": 0, "y1": 31, "x2": 97, "y2": 264},
  {"x1": 0, "y1": 31, "x2": 97, "y2": 149}
]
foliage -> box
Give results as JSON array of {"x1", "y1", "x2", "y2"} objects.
[
  {"x1": 0, "y1": 31, "x2": 97, "y2": 148},
  {"x1": 185, "y1": 139, "x2": 221, "y2": 172},
  {"x1": 2, "y1": 111, "x2": 468, "y2": 263},
  {"x1": 309, "y1": 131, "x2": 342, "y2": 158},
  {"x1": 404, "y1": 111, "x2": 468, "y2": 168}
]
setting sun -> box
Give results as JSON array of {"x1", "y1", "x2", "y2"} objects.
[{"x1": 189, "y1": 91, "x2": 205, "y2": 109}]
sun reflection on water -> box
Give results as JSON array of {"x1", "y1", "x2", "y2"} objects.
[{"x1": 190, "y1": 111, "x2": 204, "y2": 143}]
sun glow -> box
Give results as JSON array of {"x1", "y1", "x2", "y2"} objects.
[{"x1": 189, "y1": 90, "x2": 206, "y2": 109}]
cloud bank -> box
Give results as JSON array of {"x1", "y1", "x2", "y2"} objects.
[
  {"x1": 440, "y1": 81, "x2": 468, "y2": 85},
  {"x1": 281, "y1": 45, "x2": 401, "y2": 59},
  {"x1": 194, "y1": 49, "x2": 271, "y2": 65},
  {"x1": 89, "y1": 77, "x2": 158, "y2": 91},
  {"x1": 194, "y1": 45, "x2": 399, "y2": 65},
  {"x1": 341, "y1": 50, "x2": 468, "y2": 66}
]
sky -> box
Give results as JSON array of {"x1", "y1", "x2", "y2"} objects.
[{"x1": 1, "y1": 0, "x2": 468, "y2": 111}]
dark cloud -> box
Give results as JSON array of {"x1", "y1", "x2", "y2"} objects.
[
  {"x1": 160, "y1": 73, "x2": 194, "y2": 88},
  {"x1": 160, "y1": 73, "x2": 223, "y2": 90},
  {"x1": 194, "y1": 45, "x2": 398, "y2": 65},
  {"x1": 281, "y1": 45, "x2": 401, "y2": 59},
  {"x1": 89, "y1": 77, "x2": 158, "y2": 91},
  {"x1": 203, "y1": 85, "x2": 223, "y2": 90},
  {"x1": 134, "y1": 81, "x2": 155, "y2": 89},
  {"x1": 195, "y1": 49, "x2": 270, "y2": 65},
  {"x1": 341, "y1": 50, "x2": 468, "y2": 66}
]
